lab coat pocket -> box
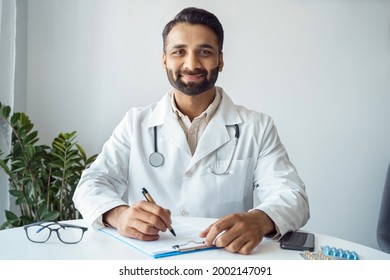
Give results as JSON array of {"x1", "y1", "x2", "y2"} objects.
[{"x1": 215, "y1": 158, "x2": 253, "y2": 204}]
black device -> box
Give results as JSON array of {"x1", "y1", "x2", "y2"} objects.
[{"x1": 280, "y1": 231, "x2": 315, "y2": 252}]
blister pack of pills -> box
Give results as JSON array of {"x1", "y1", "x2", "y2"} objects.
[{"x1": 300, "y1": 245, "x2": 359, "y2": 260}]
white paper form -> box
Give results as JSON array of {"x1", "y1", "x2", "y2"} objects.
[{"x1": 99, "y1": 217, "x2": 219, "y2": 258}]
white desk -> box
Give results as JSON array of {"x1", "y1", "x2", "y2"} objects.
[{"x1": 0, "y1": 217, "x2": 389, "y2": 260}]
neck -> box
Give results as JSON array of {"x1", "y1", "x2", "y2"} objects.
[{"x1": 173, "y1": 87, "x2": 216, "y2": 121}]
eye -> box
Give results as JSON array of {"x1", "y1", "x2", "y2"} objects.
[
  {"x1": 171, "y1": 49, "x2": 185, "y2": 56},
  {"x1": 198, "y1": 49, "x2": 213, "y2": 56}
]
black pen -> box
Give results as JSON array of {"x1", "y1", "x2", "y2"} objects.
[{"x1": 141, "y1": 187, "x2": 176, "y2": 237}]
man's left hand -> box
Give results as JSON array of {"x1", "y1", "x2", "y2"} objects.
[{"x1": 199, "y1": 210, "x2": 275, "y2": 255}]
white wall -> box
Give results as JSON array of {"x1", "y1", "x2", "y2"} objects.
[
  {"x1": 21, "y1": 0, "x2": 390, "y2": 250},
  {"x1": 0, "y1": 0, "x2": 16, "y2": 225}
]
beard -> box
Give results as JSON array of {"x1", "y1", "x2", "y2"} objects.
[{"x1": 166, "y1": 65, "x2": 219, "y2": 96}]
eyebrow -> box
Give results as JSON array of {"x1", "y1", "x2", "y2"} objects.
[
  {"x1": 171, "y1": 43, "x2": 216, "y2": 50},
  {"x1": 198, "y1": 43, "x2": 215, "y2": 50}
]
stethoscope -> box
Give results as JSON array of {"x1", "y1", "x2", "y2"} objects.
[
  {"x1": 149, "y1": 126, "x2": 165, "y2": 168},
  {"x1": 149, "y1": 124, "x2": 240, "y2": 175}
]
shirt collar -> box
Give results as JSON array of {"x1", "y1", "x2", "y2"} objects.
[{"x1": 170, "y1": 88, "x2": 222, "y2": 123}]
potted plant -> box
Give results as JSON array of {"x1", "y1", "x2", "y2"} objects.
[{"x1": 0, "y1": 102, "x2": 97, "y2": 229}]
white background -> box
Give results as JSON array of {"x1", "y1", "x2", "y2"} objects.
[
  {"x1": 0, "y1": 260, "x2": 388, "y2": 279},
  {"x1": 10, "y1": 0, "x2": 390, "y2": 250}
]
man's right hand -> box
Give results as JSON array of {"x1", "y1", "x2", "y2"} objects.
[{"x1": 102, "y1": 202, "x2": 172, "y2": 241}]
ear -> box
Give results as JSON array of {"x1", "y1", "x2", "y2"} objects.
[
  {"x1": 218, "y1": 52, "x2": 224, "y2": 72},
  {"x1": 162, "y1": 52, "x2": 167, "y2": 69}
]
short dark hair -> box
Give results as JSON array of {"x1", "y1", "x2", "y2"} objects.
[{"x1": 162, "y1": 7, "x2": 224, "y2": 53}]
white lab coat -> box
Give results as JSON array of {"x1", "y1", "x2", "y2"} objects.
[{"x1": 73, "y1": 87, "x2": 309, "y2": 238}]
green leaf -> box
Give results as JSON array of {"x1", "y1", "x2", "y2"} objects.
[
  {"x1": 5, "y1": 210, "x2": 19, "y2": 221},
  {"x1": 42, "y1": 210, "x2": 60, "y2": 221},
  {"x1": 19, "y1": 215, "x2": 34, "y2": 225},
  {"x1": 0, "y1": 219, "x2": 18, "y2": 230},
  {"x1": 19, "y1": 122, "x2": 34, "y2": 135},
  {"x1": 52, "y1": 141, "x2": 65, "y2": 152},
  {"x1": 76, "y1": 144, "x2": 86, "y2": 160},
  {"x1": 51, "y1": 151, "x2": 64, "y2": 161},
  {"x1": 10, "y1": 112, "x2": 21, "y2": 124},
  {"x1": 15, "y1": 196, "x2": 27, "y2": 205},
  {"x1": 1, "y1": 105, "x2": 11, "y2": 119},
  {"x1": 86, "y1": 154, "x2": 98, "y2": 165},
  {"x1": 24, "y1": 145, "x2": 35, "y2": 159},
  {"x1": 0, "y1": 160, "x2": 11, "y2": 175},
  {"x1": 9, "y1": 189, "x2": 23, "y2": 198},
  {"x1": 25, "y1": 131, "x2": 39, "y2": 145}
]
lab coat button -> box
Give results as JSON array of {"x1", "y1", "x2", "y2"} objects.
[
  {"x1": 181, "y1": 210, "x2": 189, "y2": 216},
  {"x1": 185, "y1": 171, "x2": 192, "y2": 177}
]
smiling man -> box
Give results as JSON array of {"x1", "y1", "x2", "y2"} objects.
[
  {"x1": 164, "y1": 23, "x2": 221, "y2": 94},
  {"x1": 163, "y1": 20, "x2": 223, "y2": 121},
  {"x1": 73, "y1": 7, "x2": 310, "y2": 255}
]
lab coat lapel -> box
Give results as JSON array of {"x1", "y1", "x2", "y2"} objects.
[
  {"x1": 189, "y1": 90, "x2": 242, "y2": 168},
  {"x1": 148, "y1": 93, "x2": 191, "y2": 156},
  {"x1": 189, "y1": 116, "x2": 229, "y2": 167},
  {"x1": 163, "y1": 112, "x2": 192, "y2": 156}
]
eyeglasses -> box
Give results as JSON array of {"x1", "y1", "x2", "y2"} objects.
[{"x1": 24, "y1": 221, "x2": 88, "y2": 244}]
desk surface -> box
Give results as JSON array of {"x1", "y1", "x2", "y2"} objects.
[{"x1": 0, "y1": 217, "x2": 389, "y2": 260}]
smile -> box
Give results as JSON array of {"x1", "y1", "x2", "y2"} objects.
[{"x1": 180, "y1": 73, "x2": 204, "y2": 82}]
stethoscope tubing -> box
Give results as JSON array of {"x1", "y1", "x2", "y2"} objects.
[
  {"x1": 149, "y1": 126, "x2": 165, "y2": 167},
  {"x1": 149, "y1": 124, "x2": 239, "y2": 174}
]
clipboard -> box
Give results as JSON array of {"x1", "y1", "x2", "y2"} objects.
[{"x1": 99, "y1": 218, "x2": 221, "y2": 258}]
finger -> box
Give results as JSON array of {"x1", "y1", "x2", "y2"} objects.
[
  {"x1": 164, "y1": 208, "x2": 173, "y2": 225},
  {"x1": 124, "y1": 203, "x2": 166, "y2": 235},
  {"x1": 237, "y1": 239, "x2": 257, "y2": 255},
  {"x1": 133, "y1": 218, "x2": 161, "y2": 235},
  {"x1": 118, "y1": 225, "x2": 160, "y2": 241},
  {"x1": 199, "y1": 223, "x2": 213, "y2": 238},
  {"x1": 203, "y1": 216, "x2": 235, "y2": 245},
  {"x1": 222, "y1": 234, "x2": 252, "y2": 254},
  {"x1": 116, "y1": 216, "x2": 160, "y2": 240},
  {"x1": 144, "y1": 202, "x2": 173, "y2": 229},
  {"x1": 136, "y1": 201, "x2": 171, "y2": 231},
  {"x1": 140, "y1": 210, "x2": 168, "y2": 232},
  {"x1": 204, "y1": 222, "x2": 231, "y2": 246}
]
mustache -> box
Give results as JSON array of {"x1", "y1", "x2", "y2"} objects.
[{"x1": 179, "y1": 69, "x2": 208, "y2": 76}]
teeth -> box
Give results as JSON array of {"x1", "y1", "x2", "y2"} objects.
[{"x1": 181, "y1": 73, "x2": 203, "y2": 76}]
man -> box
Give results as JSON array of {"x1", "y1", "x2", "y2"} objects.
[{"x1": 73, "y1": 7, "x2": 309, "y2": 255}]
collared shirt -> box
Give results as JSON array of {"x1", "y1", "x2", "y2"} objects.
[{"x1": 171, "y1": 89, "x2": 222, "y2": 155}]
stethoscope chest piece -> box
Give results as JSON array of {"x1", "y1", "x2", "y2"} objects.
[
  {"x1": 149, "y1": 126, "x2": 164, "y2": 167},
  {"x1": 149, "y1": 151, "x2": 164, "y2": 167}
]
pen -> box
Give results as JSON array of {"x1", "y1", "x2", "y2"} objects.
[{"x1": 141, "y1": 187, "x2": 176, "y2": 237}]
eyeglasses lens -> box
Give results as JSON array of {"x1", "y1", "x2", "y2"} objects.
[
  {"x1": 26, "y1": 225, "x2": 51, "y2": 243},
  {"x1": 57, "y1": 226, "x2": 84, "y2": 244}
]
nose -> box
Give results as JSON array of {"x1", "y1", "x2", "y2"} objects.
[{"x1": 183, "y1": 52, "x2": 201, "y2": 70}]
